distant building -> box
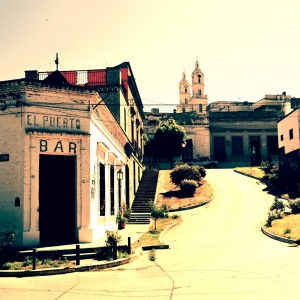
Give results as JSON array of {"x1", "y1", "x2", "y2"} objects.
[
  {"x1": 144, "y1": 58, "x2": 288, "y2": 168},
  {"x1": 277, "y1": 98, "x2": 300, "y2": 191},
  {"x1": 207, "y1": 93, "x2": 285, "y2": 167},
  {"x1": 0, "y1": 62, "x2": 145, "y2": 247}
]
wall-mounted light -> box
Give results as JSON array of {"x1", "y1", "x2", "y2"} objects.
[{"x1": 117, "y1": 169, "x2": 123, "y2": 180}]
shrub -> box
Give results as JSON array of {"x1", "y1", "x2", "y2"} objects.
[
  {"x1": 287, "y1": 199, "x2": 300, "y2": 214},
  {"x1": 121, "y1": 203, "x2": 132, "y2": 220},
  {"x1": 105, "y1": 230, "x2": 121, "y2": 248},
  {"x1": 269, "y1": 197, "x2": 285, "y2": 212},
  {"x1": 260, "y1": 160, "x2": 272, "y2": 174},
  {"x1": 197, "y1": 166, "x2": 207, "y2": 178},
  {"x1": 266, "y1": 197, "x2": 285, "y2": 223},
  {"x1": 170, "y1": 164, "x2": 201, "y2": 187},
  {"x1": 0, "y1": 228, "x2": 16, "y2": 266},
  {"x1": 102, "y1": 230, "x2": 122, "y2": 260},
  {"x1": 148, "y1": 249, "x2": 156, "y2": 261},
  {"x1": 180, "y1": 179, "x2": 198, "y2": 196},
  {"x1": 265, "y1": 213, "x2": 274, "y2": 227}
]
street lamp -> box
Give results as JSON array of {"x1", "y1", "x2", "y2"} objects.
[
  {"x1": 117, "y1": 169, "x2": 123, "y2": 181},
  {"x1": 181, "y1": 140, "x2": 187, "y2": 162},
  {"x1": 117, "y1": 170, "x2": 123, "y2": 211}
]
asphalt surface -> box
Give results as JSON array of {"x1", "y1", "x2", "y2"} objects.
[{"x1": 1, "y1": 169, "x2": 300, "y2": 300}]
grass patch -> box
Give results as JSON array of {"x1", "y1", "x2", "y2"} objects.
[
  {"x1": 1, "y1": 257, "x2": 74, "y2": 270},
  {"x1": 156, "y1": 170, "x2": 213, "y2": 210},
  {"x1": 235, "y1": 167, "x2": 265, "y2": 179},
  {"x1": 265, "y1": 214, "x2": 300, "y2": 241}
]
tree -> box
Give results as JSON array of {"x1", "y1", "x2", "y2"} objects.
[{"x1": 153, "y1": 118, "x2": 186, "y2": 160}]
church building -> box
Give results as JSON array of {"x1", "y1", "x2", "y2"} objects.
[{"x1": 177, "y1": 59, "x2": 208, "y2": 115}]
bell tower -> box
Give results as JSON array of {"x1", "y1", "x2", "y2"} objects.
[
  {"x1": 177, "y1": 58, "x2": 208, "y2": 114},
  {"x1": 191, "y1": 58, "x2": 205, "y2": 99},
  {"x1": 179, "y1": 70, "x2": 190, "y2": 106}
]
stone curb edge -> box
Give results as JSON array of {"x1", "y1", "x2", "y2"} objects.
[
  {"x1": 0, "y1": 249, "x2": 141, "y2": 277},
  {"x1": 159, "y1": 220, "x2": 182, "y2": 243},
  {"x1": 233, "y1": 169, "x2": 262, "y2": 180},
  {"x1": 168, "y1": 196, "x2": 213, "y2": 212},
  {"x1": 261, "y1": 226, "x2": 298, "y2": 245}
]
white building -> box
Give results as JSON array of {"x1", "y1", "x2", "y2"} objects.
[{"x1": 0, "y1": 63, "x2": 145, "y2": 248}]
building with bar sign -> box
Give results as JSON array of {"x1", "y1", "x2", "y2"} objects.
[{"x1": 0, "y1": 61, "x2": 145, "y2": 247}]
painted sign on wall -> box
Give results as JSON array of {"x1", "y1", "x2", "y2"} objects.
[{"x1": 26, "y1": 114, "x2": 81, "y2": 130}]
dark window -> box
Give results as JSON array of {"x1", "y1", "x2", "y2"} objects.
[
  {"x1": 131, "y1": 119, "x2": 134, "y2": 141},
  {"x1": 214, "y1": 136, "x2": 226, "y2": 161},
  {"x1": 133, "y1": 161, "x2": 136, "y2": 194},
  {"x1": 110, "y1": 166, "x2": 115, "y2": 215},
  {"x1": 124, "y1": 108, "x2": 126, "y2": 132},
  {"x1": 100, "y1": 163, "x2": 105, "y2": 216},
  {"x1": 267, "y1": 136, "x2": 279, "y2": 156},
  {"x1": 183, "y1": 139, "x2": 193, "y2": 162},
  {"x1": 280, "y1": 134, "x2": 283, "y2": 141},
  {"x1": 198, "y1": 74, "x2": 201, "y2": 83},
  {"x1": 249, "y1": 136, "x2": 261, "y2": 166},
  {"x1": 199, "y1": 104, "x2": 203, "y2": 112},
  {"x1": 289, "y1": 128, "x2": 294, "y2": 140},
  {"x1": 185, "y1": 99, "x2": 188, "y2": 104},
  {"x1": 232, "y1": 136, "x2": 243, "y2": 156}
]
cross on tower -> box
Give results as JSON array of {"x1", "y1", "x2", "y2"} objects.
[{"x1": 55, "y1": 53, "x2": 59, "y2": 71}]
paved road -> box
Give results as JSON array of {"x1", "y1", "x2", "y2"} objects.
[{"x1": 1, "y1": 169, "x2": 300, "y2": 299}]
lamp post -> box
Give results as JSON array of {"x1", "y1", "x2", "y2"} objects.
[
  {"x1": 117, "y1": 169, "x2": 123, "y2": 211},
  {"x1": 181, "y1": 140, "x2": 187, "y2": 162}
]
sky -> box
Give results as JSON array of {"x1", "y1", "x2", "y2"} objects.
[{"x1": 1, "y1": 0, "x2": 300, "y2": 112}]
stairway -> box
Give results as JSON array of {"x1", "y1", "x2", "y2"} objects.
[{"x1": 128, "y1": 169, "x2": 159, "y2": 224}]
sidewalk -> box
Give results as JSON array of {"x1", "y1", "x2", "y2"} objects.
[
  {"x1": 20, "y1": 223, "x2": 150, "y2": 253},
  {"x1": 0, "y1": 223, "x2": 151, "y2": 277}
]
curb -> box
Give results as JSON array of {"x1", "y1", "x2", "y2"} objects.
[
  {"x1": 159, "y1": 219, "x2": 182, "y2": 242},
  {"x1": 233, "y1": 169, "x2": 261, "y2": 180},
  {"x1": 141, "y1": 220, "x2": 182, "y2": 251},
  {"x1": 169, "y1": 196, "x2": 213, "y2": 212},
  {"x1": 261, "y1": 226, "x2": 298, "y2": 245},
  {"x1": 0, "y1": 249, "x2": 141, "y2": 277}
]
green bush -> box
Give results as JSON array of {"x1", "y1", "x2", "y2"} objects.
[
  {"x1": 105, "y1": 230, "x2": 121, "y2": 248},
  {"x1": 197, "y1": 166, "x2": 206, "y2": 178},
  {"x1": 260, "y1": 160, "x2": 272, "y2": 174},
  {"x1": 180, "y1": 179, "x2": 198, "y2": 196},
  {"x1": 170, "y1": 164, "x2": 201, "y2": 187},
  {"x1": 269, "y1": 197, "x2": 285, "y2": 212},
  {"x1": 267, "y1": 197, "x2": 285, "y2": 221},
  {"x1": 265, "y1": 213, "x2": 275, "y2": 227},
  {"x1": 287, "y1": 199, "x2": 300, "y2": 214},
  {"x1": 0, "y1": 229, "x2": 16, "y2": 266}
]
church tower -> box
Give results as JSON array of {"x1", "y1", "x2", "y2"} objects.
[
  {"x1": 176, "y1": 58, "x2": 208, "y2": 114},
  {"x1": 179, "y1": 70, "x2": 190, "y2": 106},
  {"x1": 191, "y1": 59, "x2": 205, "y2": 99}
]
